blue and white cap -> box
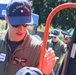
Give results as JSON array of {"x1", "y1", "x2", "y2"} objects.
[
  {"x1": 61, "y1": 28, "x2": 74, "y2": 37},
  {"x1": 6, "y1": 0, "x2": 33, "y2": 26},
  {"x1": 49, "y1": 29, "x2": 60, "y2": 37},
  {"x1": 15, "y1": 67, "x2": 43, "y2": 75}
]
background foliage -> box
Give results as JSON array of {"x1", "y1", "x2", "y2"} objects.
[{"x1": 32, "y1": 0, "x2": 76, "y2": 29}]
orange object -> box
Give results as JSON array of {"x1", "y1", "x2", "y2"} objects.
[{"x1": 38, "y1": 2, "x2": 76, "y2": 73}]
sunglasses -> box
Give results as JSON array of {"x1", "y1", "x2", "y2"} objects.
[
  {"x1": 64, "y1": 35, "x2": 72, "y2": 38},
  {"x1": 11, "y1": 24, "x2": 28, "y2": 28},
  {"x1": 51, "y1": 36, "x2": 56, "y2": 38}
]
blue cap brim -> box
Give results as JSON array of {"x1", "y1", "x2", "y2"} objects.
[
  {"x1": 61, "y1": 31, "x2": 69, "y2": 35},
  {"x1": 8, "y1": 16, "x2": 33, "y2": 25}
]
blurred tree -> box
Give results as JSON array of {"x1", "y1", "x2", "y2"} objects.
[{"x1": 32, "y1": 0, "x2": 76, "y2": 29}]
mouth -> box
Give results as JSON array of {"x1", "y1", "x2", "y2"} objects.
[{"x1": 16, "y1": 33, "x2": 23, "y2": 36}]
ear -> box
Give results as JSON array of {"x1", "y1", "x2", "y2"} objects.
[{"x1": 5, "y1": 16, "x2": 9, "y2": 24}]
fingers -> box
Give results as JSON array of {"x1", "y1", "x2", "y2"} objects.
[
  {"x1": 45, "y1": 49, "x2": 55, "y2": 58},
  {"x1": 45, "y1": 49, "x2": 57, "y2": 63},
  {"x1": 45, "y1": 54, "x2": 55, "y2": 61},
  {"x1": 42, "y1": 49, "x2": 57, "y2": 74}
]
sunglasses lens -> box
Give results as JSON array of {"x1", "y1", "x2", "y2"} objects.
[
  {"x1": 54, "y1": 37, "x2": 56, "y2": 38},
  {"x1": 11, "y1": 24, "x2": 28, "y2": 28},
  {"x1": 64, "y1": 35, "x2": 65, "y2": 38},
  {"x1": 12, "y1": 25, "x2": 18, "y2": 28},
  {"x1": 51, "y1": 36, "x2": 56, "y2": 38}
]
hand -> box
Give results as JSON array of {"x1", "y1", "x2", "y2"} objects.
[{"x1": 42, "y1": 48, "x2": 57, "y2": 74}]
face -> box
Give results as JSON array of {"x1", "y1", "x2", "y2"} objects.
[
  {"x1": 51, "y1": 36, "x2": 59, "y2": 42},
  {"x1": 5, "y1": 16, "x2": 28, "y2": 41},
  {"x1": 63, "y1": 36, "x2": 72, "y2": 45}
]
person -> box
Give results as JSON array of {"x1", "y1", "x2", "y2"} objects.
[
  {"x1": 47, "y1": 29, "x2": 67, "y2": 75},
  {"x1": 0, "y1": 0, "x2": 56, "y2": 75},
  {"x1": 58, "y1": 28, "x2": 74, "y2": 75},
  {"x1": 62, "y1": 28, "x2": 74, "y2": 49},
  {"x1": 15, "y1": 67, "x2": 43, "y2": 75}
]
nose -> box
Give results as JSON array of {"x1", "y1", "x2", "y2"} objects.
[{"x1": 18, "y1": 25, "x2": 24, "y2": 32}]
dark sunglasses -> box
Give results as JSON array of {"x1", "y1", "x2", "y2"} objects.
[
  {"x1": 51, "y1": 36, "x2": 56, "y2": 38},
  {"x1": 64, "y1": 35, "x2": 65, "y2": 38},
  {"x1": 11, "y1": 24, "x2": 28, "y2": 28}
]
